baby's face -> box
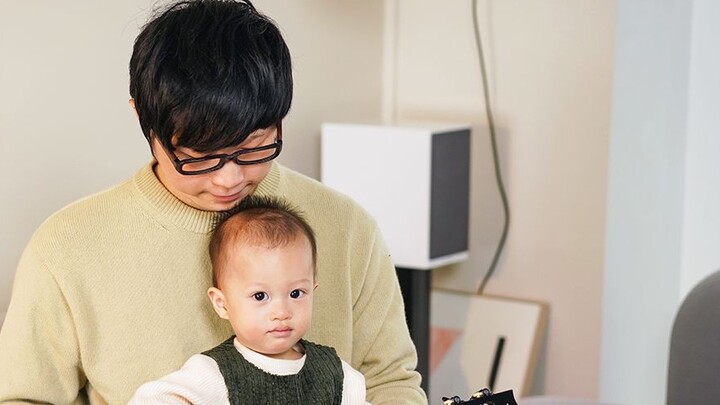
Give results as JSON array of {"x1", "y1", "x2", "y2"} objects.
[{"x1": 213, "y1": 237, "x2": 316, "y2": 359}]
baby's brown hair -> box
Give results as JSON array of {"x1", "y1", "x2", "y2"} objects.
[{"x1": 209, "y1": 196, "x2": 317, "y2": 288}]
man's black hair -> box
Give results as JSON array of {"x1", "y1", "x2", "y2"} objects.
[{"x1": 129, "y1": 0, "x2": 292, "y2": 153}]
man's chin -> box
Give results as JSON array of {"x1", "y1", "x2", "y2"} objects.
[{"x1": 212, "y1": 199, "x2": 243, "y2": 212}]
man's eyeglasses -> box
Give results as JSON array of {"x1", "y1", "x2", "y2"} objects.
[{"x1": 160, "y1": 123, "x2": 283, "y2": 175}]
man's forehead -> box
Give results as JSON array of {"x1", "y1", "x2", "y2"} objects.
[{"x1": 172, "y1": 126, "x2": 274, "y2": 151}]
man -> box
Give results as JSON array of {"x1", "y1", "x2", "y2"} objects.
[{"x1": 0, "y1": 1, "x2": 426, "y2": 403}]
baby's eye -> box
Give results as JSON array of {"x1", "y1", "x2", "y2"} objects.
[
  {"x1": 253, "y1": 292, "x2": 267, "y2": 301},
  {"x1": 290, "y1": 289, "x2": 305, "y2": 299}
]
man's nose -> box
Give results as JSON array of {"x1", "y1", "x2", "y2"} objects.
[{"x1": 211, "y1": 161, "x2": 245, "y2": 188}]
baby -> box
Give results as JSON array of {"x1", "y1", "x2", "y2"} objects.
[{"x1": 130, "y1": 196, "x2": 368, "y2": 404}]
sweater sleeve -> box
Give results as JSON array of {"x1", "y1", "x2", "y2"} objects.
[
  {"x1": 352, "y1": 229, "x2": 427, "y2": 404},
  {"x1": 0, "y1": 240, "x2": 85, "y2": 403},
  {"x1": 128, "y1": 354, "x2": 228, "y2": 405}
]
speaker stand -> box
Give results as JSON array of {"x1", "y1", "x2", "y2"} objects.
[{"x1": 396, "y1": 266, "x2": 431, "y2": 394}]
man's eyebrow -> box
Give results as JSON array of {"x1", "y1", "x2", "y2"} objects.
[
  {"x1": 245, "y1": 131, "x2": 265, "y2": 140},
  {"x1": 238, "y1": 129, "x2": 276, "y2": 146},
  {"x1": 246, "y1": 128, "x2": 272, "y2": 139}
]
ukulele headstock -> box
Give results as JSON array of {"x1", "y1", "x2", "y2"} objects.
[{"x1": 441, "y1": 388, "x2": 518, "y2": 405}]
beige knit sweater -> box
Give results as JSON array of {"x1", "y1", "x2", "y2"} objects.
[{"x1": 0, "y1": 162, "x2": 426, "y2": 404}]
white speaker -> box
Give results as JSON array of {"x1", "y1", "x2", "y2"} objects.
[{"x1": 321, "y1": 122, "x2": 471, "y2": 270}]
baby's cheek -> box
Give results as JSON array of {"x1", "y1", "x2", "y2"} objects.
[{"x1": 297, "y1": 315, "x2": 313, "y2": 334}]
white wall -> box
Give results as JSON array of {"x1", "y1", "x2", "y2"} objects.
[
  {"x1": 390, "y1": 0, "x2": 616, "y2": 398},
  {"x1": 0, "y1": 0, "x2": 384, "y2": 320},
  {"x1": 601, "y1": 1, "x2": 720, "y2": 404},
  {"x1": 600, "y1": 2, "x2": 692, "y2": 405},
  {"x1": 680, "y1": 0, "x2": 720, "y2": 298}
]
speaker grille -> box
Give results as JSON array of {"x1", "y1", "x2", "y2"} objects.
[{"x1": 430, "y1": 129, "x2": 470, "y2": 259}]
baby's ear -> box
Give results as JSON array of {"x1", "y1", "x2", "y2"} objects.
[{"x1": 207, "y1": 287, "x2": 229, "y2": 320}]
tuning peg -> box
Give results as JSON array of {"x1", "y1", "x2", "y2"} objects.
[
  {"x1": 471, "y1": 388, "x2": 493, "y2": 398},
  {"x1": 441, "y1": 395, "x2": 463, "y2": 404}
]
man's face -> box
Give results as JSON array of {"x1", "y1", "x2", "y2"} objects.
[
  {"x1": 151, "y1": 126, "x2": 277, "y2": 212},
  {"x1": 211, "y1": 237, "x2": 316, "y2": 360}
]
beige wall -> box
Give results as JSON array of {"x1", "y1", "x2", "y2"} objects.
[
  {"x1": 257, "y1": 0, "x2": 385, "y2": 178},
  {"x1": 0, "y1": 0, "x2": 151, "y2": 314},
  {"x1": 0, "y1": 0, "x2": 384, "y2": 320},
  {"x1": 388, "y1": 0, "x2": 615, "y2": 398},
  {"x1": 1, "y1": 0, "x2": 617, "y2": 400}
]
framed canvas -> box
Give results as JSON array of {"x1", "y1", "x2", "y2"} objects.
[{"x1": 429, "y1": 290, "x2": 548, "y2": 402}]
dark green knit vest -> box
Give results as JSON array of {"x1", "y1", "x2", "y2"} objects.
[{"x1": 203, "y1": 337, "x2": 344, "y2": 405}]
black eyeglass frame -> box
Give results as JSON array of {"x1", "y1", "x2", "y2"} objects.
[{"x1": 160, "y1": 123, "x2": 283, "y2": 175}]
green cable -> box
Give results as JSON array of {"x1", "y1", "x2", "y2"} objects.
[{"x1": 472, "y1": 0, "x2": 510, "y2": 295}]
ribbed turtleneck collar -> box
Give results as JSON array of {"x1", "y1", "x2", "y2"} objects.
[
  {"x1": 131, "y1": 161, "x2": 282, "y2": 234},
  {"x1": 253, "y1": 161, "x2": 282, "y2": 198}
]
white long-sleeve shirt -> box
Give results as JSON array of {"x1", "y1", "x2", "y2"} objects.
[{"x1": 129, "y1": 338, "x2": 370, "y2": 405}]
